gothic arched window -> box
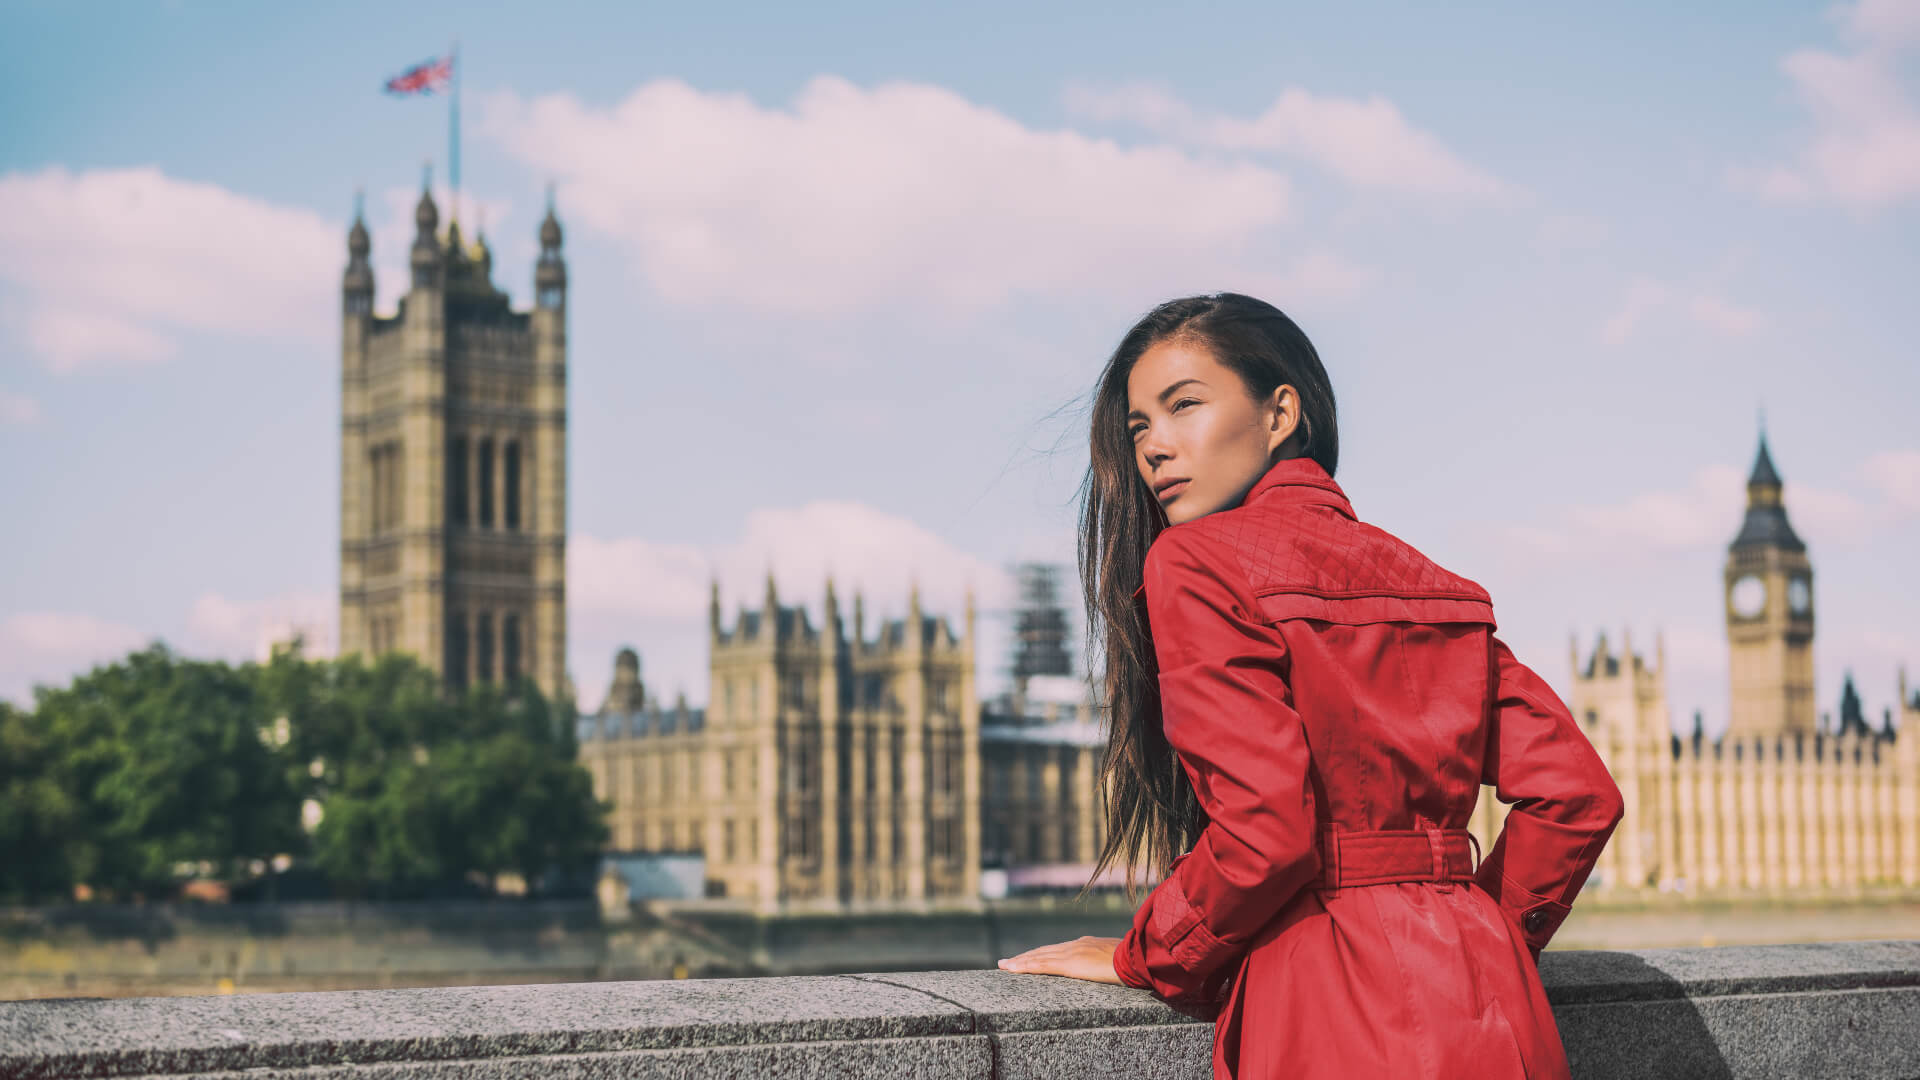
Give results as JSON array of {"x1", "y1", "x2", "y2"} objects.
[
  {"x1": 476, "y1": 439, "x2": 495, "y2": 528},
  {"x1": 390, "y1": 442, "x2": 404, "y2": 533},
  {"x1": 448, "y1": 436, "x2": 469, "y2": 526},
  {"x1": 502, "y1": 613, "x2": 521, "y2": 683},
  {"x1": 369, "y1": 444, "x2": 386, "y2": 533},
  {"x1": 503, "y1": 441, "x2": 521, "y2": 531},
  {"x1": 376, "y1": 440, "x2": 403, "y2": 534},
  {"x1": 447, "y1": 613, "x2": 469, "y2": 688},
  {"x1": 475, "y1": 611, "x2": 494, "y2": 682}
]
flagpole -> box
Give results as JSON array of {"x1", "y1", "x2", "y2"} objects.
[{"x1": 450, "y1": 39, "x2": 461, "y2": 227}]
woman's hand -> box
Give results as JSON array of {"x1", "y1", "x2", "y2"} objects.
[{"x1": 996, "y1": 935, "x2": 1125, "y2": 984}]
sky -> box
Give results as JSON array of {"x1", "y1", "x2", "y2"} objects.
[{"x1": 1, "y1": 0, "x2": 1916, "y2": 734}]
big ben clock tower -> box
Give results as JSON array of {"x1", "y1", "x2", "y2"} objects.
[{"x1": 1724, "y1": 429, "x2": 1815, "y2": 737}]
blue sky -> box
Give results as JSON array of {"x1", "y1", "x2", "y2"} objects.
[{"x1": 2, "y1": 0, "x2": 1916, "y2": 733}]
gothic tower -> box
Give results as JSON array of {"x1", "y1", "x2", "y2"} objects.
[
  {"x1": 338, "y1": 181, "x2": 569, "y2": 700},
  {"x1": 1723, "y1": 429, "x2": 1814, "y2": 737},
  {"x1": 694, "y1": 575, "x2": 979, "y2": 907},
  {"x1": 1568, "y1": 626, "x2": 1670, "y2": 745}
]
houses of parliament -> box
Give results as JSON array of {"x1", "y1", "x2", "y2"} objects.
[
  {"x1": 336, "y1": 185, "x2": 1917, "y2": 909},
  {"x1": 1478, "y1": 435, "x2": 1920, "y2": 896}
]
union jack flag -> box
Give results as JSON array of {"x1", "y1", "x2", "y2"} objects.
[{"x1": 385, "y1": 54, "x2": 453, "y2": 96}]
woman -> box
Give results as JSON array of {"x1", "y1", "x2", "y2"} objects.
[{"x1": 996, "y1": 293, "x2": 1624, "y2": 1079}]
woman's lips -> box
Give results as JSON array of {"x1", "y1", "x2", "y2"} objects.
[{"x1": 1158, "y1": 479, "x2": 1190, "y2": 501}]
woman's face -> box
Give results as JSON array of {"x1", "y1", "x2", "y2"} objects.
[{"x1": 1127, "y1": 337, "x2": 1300, "y2": 525}]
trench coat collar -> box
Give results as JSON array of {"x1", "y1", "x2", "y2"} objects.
[
  {"x1": 1133, "y1": 457, "x2": 1353, "y2": 600},
  {"x1": 1243, "y1": 455, "x2": 1355, "y2": 520}
]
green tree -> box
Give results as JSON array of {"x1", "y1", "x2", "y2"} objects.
[
  {"x1": 28, "y1": 644, "x2": 304, "y2": 898},
  {"x1": 0, "y1": 701, "x2": 82, "y2": 902},
  {"x1": 256, "y1": 649, "x2": 606, "y2": 898}
]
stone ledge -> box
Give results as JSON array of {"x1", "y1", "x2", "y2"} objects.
[
  {"x1": 2, "y1": 941, "x2": 1916, "y2": 1080},
  {"x1": 1539, "y1": 939, "x2": 1920, "y2": 1004}
]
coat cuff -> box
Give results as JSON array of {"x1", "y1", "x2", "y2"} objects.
[
  {"x1": 1149, "y1": 864, "x2": 1237, "y2": 977},
  {"x1": 1495, "y1": 869, "x2": 1573, "y2": 953},
  {"x1": 1112, "y1": 929, "x2": 1150, "y2": 989}
]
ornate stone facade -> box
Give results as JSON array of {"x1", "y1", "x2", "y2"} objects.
[
  {"x1": 1725, "y1": 432, "x2": 1816, "y2": 738},
  {"x1": 337, "y1": 185, "x2": 568, "y2": 699},
  {"x1": 978, "y1": 690, "x2": 1107, "y2": 885},
  {"x1": 1534, "y1": 632, "x2": 1920, "y2": 896},
  {"x1": 1468, "y1": 431, "x2": 1920, "y2": 896},
  {"x1": 577, "y1": 576, "x2": 983, "y2": 909}
]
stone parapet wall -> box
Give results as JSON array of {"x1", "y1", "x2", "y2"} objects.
[{"x1": 4, "y1": 942, "x2": 1917, "y2": 1079}]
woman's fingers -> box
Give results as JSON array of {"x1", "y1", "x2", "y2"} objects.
[
  {"x1": 997, "y1": 948, "x2": 1059, "y2": 972},
  {"x1": 998, "y1": 942, "x2": 1067, "y2": 972},
  {"x1": 996, "y1": 936, "x2": 1124, "y2": 985}
]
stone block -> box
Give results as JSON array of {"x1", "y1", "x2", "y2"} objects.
[
  {"x1": 0, "y1": 976, "x2": 968, "y2": 1079},
  {"x1": 5, "y1": 943, "x2": 1920, "y2": 1080}
]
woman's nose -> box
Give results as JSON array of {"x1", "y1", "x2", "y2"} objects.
[{"x1": 1139, "y1": 434, "x2": 1173, "y2": 468}]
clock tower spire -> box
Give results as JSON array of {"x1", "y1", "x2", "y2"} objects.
[{"x1": 1724, "y1": 427, "x2": 1815, "y2": 737}]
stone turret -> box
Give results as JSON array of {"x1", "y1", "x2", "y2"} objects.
[
  {"x1": 342, "y1": 192, "x2": 372, "y2": 316},
  {"x1": 409, "y1": 176, "x2": 442, "y2": 291},
  {"x1": 1570, "y1": 626, "x2": 1670, "y2": 745},
  {"x1": 535, "y1": 185, "x2": 566, "y2": 311},
  {"x1": 604, "y1": 648, "x2": 646, "y2": 714}
]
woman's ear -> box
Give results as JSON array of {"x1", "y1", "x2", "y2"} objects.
[{"x1": 1266, "y1": 385, "x2": 1298, "y2": 456}]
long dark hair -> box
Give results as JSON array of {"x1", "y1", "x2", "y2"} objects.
[{"x1": 1077, "y1": 293, "x2": 1339, "y2": 896}]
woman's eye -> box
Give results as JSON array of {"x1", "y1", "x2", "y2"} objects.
[
  {"x1": 1172, "y1": 398, "x2": 1198, "y2": 412},
  {"x1": 1128, "y1": 426, "x2": 1145, "y2": 441}
]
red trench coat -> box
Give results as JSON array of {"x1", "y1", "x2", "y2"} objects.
[{"x1": 1111, "y1": 456, "x2": 1624, "y2": 1080}]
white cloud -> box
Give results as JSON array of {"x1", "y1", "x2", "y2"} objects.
[
  {"x1": 571, "y1": 535, "x2": 713, "y2": 620},
  {"x1": 479, "y1": 76, "x2": 1304, "y2": 315},
  {"x1": 569, "y1": 500, "x2": 1023, "y2": 712},
  {"x1": 1063, "y1": 82, "x2": 1514, "y2": 201},
  {"x1": 573, "y1": 499, "x2": 1016, "y2": 623},
  {"x1": 1864, "y1": 449, "x2": 1920, "y2": 512},
  {"x1": 1494, "y1": 447, "x2": 1920, "y2": 567},
  {"x1": 1245, "y1": 251, "x2": 1382, "y2": 303},
  {"x1": 1660, "y1": 625, "x2": 1730, "y2": 677},
  {"x1": 0, "y1": 589, "x2": 337, "y2": 707},
  {"x1": 1535, "y1": 213, "x2": 1612, "y2": 250},
  {"x1": 11, "y1": 305, "x2": 178, "y2": 373},
  {"x1": 1563, "y1": 464, "x2": 1750, "y2": 551},
  {"x1": 1849, "y1": 0, "x2": 1920, "y2": 45},
  {"x1": 1491, "y1": 464, "x2": 1747, "y2": 563},
  {"x1": 1733, "y1": 0, "x2": 1920, "y2": 208},
  {"x1": 0, "y1": 389, "x2": 40, "y2": 426},
  {"x1": 0, "y1": 166, "x2": 339, "y2": 372},
  {"x1": 1601, "y1": 276, "x2": 1767, "y2": 343},
  {"x1": 1601, "y1": 277, "x2": 1669, "y2": 345},
  {"x1": 1781, "y1": 481, "x2": 1876, "y2": 546},
  {"x1": 186, "y1": 588, "x2": 336, "y2": 662},
  {"x1": 0, "y1": 611, "x2": 151, "y2": 706},
  {"x1": 1841, "y1": 627, "x2": 1920, "y2": 667},
  {"x1": 1685, "y1": 294, "x2": 1767, "y2": 337}
]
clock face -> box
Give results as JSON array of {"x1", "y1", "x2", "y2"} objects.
[
  {"x1": 1789, "y1": 577, "x2": 1811, "y2": 616},
  {"x1": 1730, "y1": 575, "x2": 1766, "y2": 618}
]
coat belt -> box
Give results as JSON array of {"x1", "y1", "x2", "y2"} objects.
[{"x1": 1317, "y1": 826, "x2": 1480, "y2": 889}]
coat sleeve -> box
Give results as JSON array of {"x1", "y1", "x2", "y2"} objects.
[
  {"x1": 1111, "y1": 527, "x2": 1321, "y2": 1004},
  {"x1": 1471, "y1": 633, "x2": 1625, "y2": 957}
]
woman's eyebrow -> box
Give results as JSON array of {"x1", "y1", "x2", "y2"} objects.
[{"x1": 1126, "y1": 378, "x2": 1207, "y2": 420}]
